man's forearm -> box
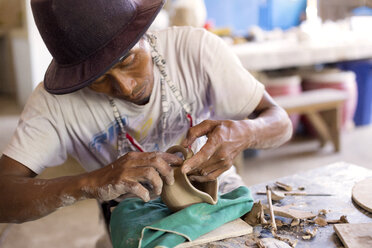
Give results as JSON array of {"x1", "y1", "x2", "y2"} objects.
[
  {"x1": 244, "y1": 105, "x2": 292, "y2": 149},
  {"x1": 0, "y1": 174, "x2": 87, "y2": 223}
]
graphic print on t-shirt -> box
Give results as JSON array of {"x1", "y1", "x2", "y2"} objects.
[{"x1": 88, "y1": 99, "x2": 190, "y2": 160}]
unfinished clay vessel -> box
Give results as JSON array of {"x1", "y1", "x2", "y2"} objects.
[{"x1": 161, "y1": 145, "x2": 218, "y2": 212}]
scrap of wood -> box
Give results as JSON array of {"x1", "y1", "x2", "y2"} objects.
[
  {"x1": 253, "y1": 237, "x2": 266, "y2": 248},
  {"x1": 318, "y1": 209, "x2": 328, "y2": 216},
  {"x1": 273, "y1": 233, "x2": 298, "y2": 247},
  {"x1": 314, "y1": 217, "x2": 328, "y2": 227},
  {"x1": 291, "y1": 218, "x2": 300, "y2": 226},
  {"x1": 270, "y1": 190, "x2": 286, "y2": 201},
  {"x1": 302, "y1": 228, "x2": 318, "y2": 240},
  {"x1": 276, "y1": 219, "x2": 285, "y2": 228},
  {"x1": 302, "y1": 235, "x2": 312, "y2": 240},
  {"x1": 275, "y1": 181, "x2": 293, "y2": 191},
  {"x1": 327, "y1": 215, "x2": 349, "y2": 224},
  {"x1": 263, "y1": 204, "x2": 317, "y2": 220},
  {"x1": 266, "y1": 186, "x2": 277, "y2": 232},
  {"x1": 334, "y1": 223, "x2": 372, "y2": 248},
  {"x1": 243, "y1": 201, "x2": 267, "y2": 226},
  {"x1": 248, "y1": 238, "x2": 292, "y2": 248}
]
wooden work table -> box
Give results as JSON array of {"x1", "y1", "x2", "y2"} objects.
[
  {"x1": 194, "y1": 162, "x2": 372, "y2": 247},
  {"x1": 232, "y1": 34, "x2": 372, "y2": 71}
]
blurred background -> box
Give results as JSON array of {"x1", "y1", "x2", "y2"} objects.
[{"x1": 1, "y1": 0, "x2": 372, "y2": 247}]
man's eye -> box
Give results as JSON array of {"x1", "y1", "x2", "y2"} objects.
[
  {"x1": 93, "y1": 77, "x2": 106, "y2": 85},
  {"x1": 121, "y1": 54, "x2": 136, "y2": 67}
]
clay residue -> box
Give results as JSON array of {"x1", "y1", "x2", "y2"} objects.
[
  {"x1": 82, "y1": 183, "x2": 144, "y2": 202},
  {"x1": 60, "y1": 195, "x2": 78, "y2": 207}
]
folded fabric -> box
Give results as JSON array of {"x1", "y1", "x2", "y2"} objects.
[{"x1": 110, "y1": 186, "x2": 254, "y2": 248}]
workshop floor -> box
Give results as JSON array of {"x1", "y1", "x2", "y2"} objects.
[{"x1": 1, "y1": 94, "x2": 372, "y2": 248}]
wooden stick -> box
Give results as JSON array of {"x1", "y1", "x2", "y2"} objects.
[
  {"x1": 256, "y1": 191, "x2": 332, "y2": 196},
  {"x1": 266, "y1": 185, "x2": 277, "y2": 232}
]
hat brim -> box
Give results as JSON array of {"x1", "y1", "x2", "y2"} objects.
[{"x1": 44, "y1": 0, "x2": 164, "y2": 94}]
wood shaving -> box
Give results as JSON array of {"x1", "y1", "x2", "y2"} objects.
[
  {"x1": 302, "y1": 235, "x2": 312, "y2": 240},
  {"x1": 291, "y1": 218, "x2": 300, "y2": 226},
  {"x1": 276, "y1": 219, "x2": 285, "y2": 227},
  {"x1": 297, "y1": 186, "x2": 305, "y2": 191},
  {"x1": 327, "y1": 215, "x2": 349, "y2": 224},
  {"x1": 273, "y1": 233, "x2": 298, "y2": 247},
  {"x1": 244, "y1": 201, "x2": 267, "y2": 226},
  {"x1": 318, "y1": 209, "x2": 328, "y2": 216},
  {"x1": 275, "y1": 181, "x2": 293, "y2": 191},
  {"x1": 340, "y1": 215, "x2": 348, "y2": 223},
  {"x1": 253, "y1": 237, "x2": 266, "y2": 248},
  {"x1": 304, "y1": 227, "x2": 318, "y2": 238},
  {"x1": 314, "y1": 217, "x2": 328, "y2": 227}
]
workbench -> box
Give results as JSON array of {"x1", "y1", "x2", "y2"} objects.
[
  {"x1": 232, "y1": 34, "x2": 372, "y2": 71},
  {"x1": 193, "y1": 162, "x2": 372, "y2": 247}
]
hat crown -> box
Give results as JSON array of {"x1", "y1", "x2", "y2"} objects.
[{"x1": 31, "y1": 0, "x2": 136, "y2": 65}]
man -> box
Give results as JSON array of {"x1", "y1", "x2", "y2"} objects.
[{"x1": 0, "y1": 0, "x2": 292, "y2": 224}]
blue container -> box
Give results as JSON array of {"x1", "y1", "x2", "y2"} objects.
[
  {"x1": 203, "y1": 0, "x2": 306, "y2": 35},
  {"x1": 204, "y1": 0, "x2": 261, "y2": 36},
  {"x1": 338, "y1": 60, "x2": 372, "y2": 126},
  {"x1": 259, "y1": 0, "x2": 307, "y2": 30}
]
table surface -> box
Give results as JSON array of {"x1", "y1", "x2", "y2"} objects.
[{"x1": 194, "y1": 162, "x2": 372, "y2": 247}]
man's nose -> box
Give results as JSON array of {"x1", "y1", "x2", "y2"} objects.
[{"x1": 110, "y1": 69, "x2": 136, "y2": 96}]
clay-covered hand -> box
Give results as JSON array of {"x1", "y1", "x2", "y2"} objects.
[
  {"x1": 181, "y1": 120, "x2": 253, "y2": 182},
  {"x1": 82, "y1": 151, "x2": 183, "y2": 202}
]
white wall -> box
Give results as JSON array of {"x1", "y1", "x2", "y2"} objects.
[
  {"x1": 10, "y1": 30, "x2": 32, "y2": 107},
  {"x1": 25, "y1": 0, "x2": 52, "y2": 89},
  {"x1": 10, "y1": 0, "x2": 52, "y2": 107}
]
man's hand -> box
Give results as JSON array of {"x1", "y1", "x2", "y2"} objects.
[
  {"x1": 181, "y1": 120, "x2": 251, "y2": 182},
  {"x1": 83, "y1": 152, "x2": 183, "y2": 202},
  {"x1": 180, "y1": 92, "x2": 293, "y2": 183}
]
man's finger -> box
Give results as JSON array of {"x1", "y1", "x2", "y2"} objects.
[
  {"x1": 132, "y1": 157, "x2": 175, "y2": 186},
  {"x1": 124, "y1": 180, "x2": 151, "y2": 202},
  {"x1": 159, "y1": 153, "x2": 184, "y2": 166},
  {"x1": 148, "y1": 157, "x2": 175, "y2": 185},
  {"x1": 198, "y1": 160, "x2": 228, "y2": 176},
  {"x1": 181, "y1": 120, "x2": 220, "y2": 147},
  {"x1": 189, "y1": 168, "x2": 225, "y2": 182},
  {"x1": 181, "y1": 140, "x2": 218, "y2": 174},
  {"x1": 138, "y1": 167, "x2": 163, "y2": 195}
]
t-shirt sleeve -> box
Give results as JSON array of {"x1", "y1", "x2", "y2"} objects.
[
  {"x1": 200, "y1": 30, "x2": 265, "y2": 120},
  {"x1": 3, "y1": 84, "x2": 70, "y2": 174}
]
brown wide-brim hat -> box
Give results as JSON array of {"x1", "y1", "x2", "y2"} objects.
[{"x1": 31, "y1": 0, "x2": 165, "y2": 94}]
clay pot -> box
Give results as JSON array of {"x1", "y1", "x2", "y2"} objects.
[{"x1": 161, "y1": 145, "x2": 218, "y2": 212}]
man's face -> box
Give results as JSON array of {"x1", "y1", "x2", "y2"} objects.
[{"x1": 89, "y1": 38, "x2": 154, "y2": 105}]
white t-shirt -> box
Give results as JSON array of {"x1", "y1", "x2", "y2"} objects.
[{"x1": 4, "y1": 27, "x2": 264, "y2": 174}]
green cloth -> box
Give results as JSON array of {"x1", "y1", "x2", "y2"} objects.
[{"x1": 110, "y1": 186, "x2": 254, "y2": 248}]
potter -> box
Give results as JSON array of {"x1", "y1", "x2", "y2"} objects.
[{"x1": 0, "y1": 2, "x2": 292, "y2": 246}]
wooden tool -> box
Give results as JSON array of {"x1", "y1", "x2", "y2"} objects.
[
  {"x1": 266, "y1": 185, "x2": 277, "y2": 231},
  {"x1": 334, "y1": 223, "x2": 372, "y2": 248},
  {"x1": 352, "y1": 177, "x2": 372, "y2": 213},
  {"x1": 256, "y1": 191, "x2": 332, "y2": 197}
]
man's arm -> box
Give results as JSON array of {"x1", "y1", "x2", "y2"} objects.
[
  {"x1": 0, "y1": 152, "x2": 181, "y2": 223},
  {"x1": 181, "y1": 92, "x2": 292, "y2": 182}
]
